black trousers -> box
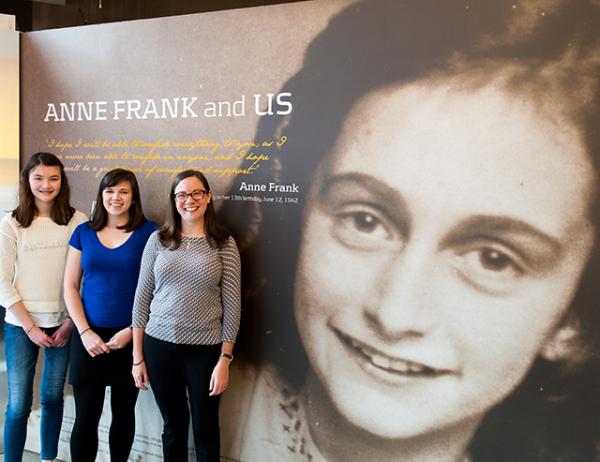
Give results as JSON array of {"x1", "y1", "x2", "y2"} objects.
[
  {"x1": 144, "y1": 334, "x2": 221, "y2": 462},
  {"x1": 69, "y1": 326, "x2": 139, "y2": 462},
  {"x1": 70, "y1": 382, "x2": 139, "y2": 462}
]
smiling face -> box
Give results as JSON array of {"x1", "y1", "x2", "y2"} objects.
[
  {"x1": 102, "y1": 180, "x2": 133, "y2": 219},
  {"x1": 293, "y1": 81, "x2": 595, "y2": 441},
  {"x1": 174, "y1": 175, "x2": 211, "y2": 229},
  {"x1": 28, "y1": 164, "x2": 62, "y2": 208}
]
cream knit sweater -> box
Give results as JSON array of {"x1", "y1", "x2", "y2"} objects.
[{"x1": 0, "y1": 211, "x2": 87, "y2": 327}]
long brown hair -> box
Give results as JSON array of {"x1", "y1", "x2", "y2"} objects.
[
  {"x1": 158, "y1": 169, "x2": 230, "y2": 250},
  {"x1": 12, "y1": 152, "x2": 75, "y2": 227}
]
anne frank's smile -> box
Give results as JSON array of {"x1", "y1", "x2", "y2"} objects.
[{"x1": 332, "y1": 327, "x2": 453, "y2": 379}]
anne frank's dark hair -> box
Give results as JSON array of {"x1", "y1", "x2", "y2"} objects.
[
  {"x1": 159, "y1": 169, "x2": 230, "y2": 250},
  {"x1": 222, "y1": 1, "x2": 600, "y2": 459},
  {"x1": 13, "y1": 152, "x2": 75, "y2": 227},
  {"x1": 90, "y1": 168, "x2": 147, "y2": 232}
]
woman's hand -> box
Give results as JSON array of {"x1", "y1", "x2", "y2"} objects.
[
  {"x1": 132, "y1": 361, "x2": 149, "y2": 391},
  {"x1": 81, "y1": 329, "x2": 110, "y2": 357},
  {"x1": 106, "y1": 327, "x2": 133, "y2": 350},
  {"x1": 209, "y1": 358, "x2": 231, "y2": 396},
  {"x1": 51, "y1": 318, "x2": 73, "y2": 348},
  {"x1": 9, "y1": 302, "x2": 53, "y2": 348},
  {"x1": 27, "y1": 326, "x2": 55, "y2": 348}
]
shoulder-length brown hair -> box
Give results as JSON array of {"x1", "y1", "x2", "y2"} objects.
[
  {"x1": 90, "y1": 168, "x2": 147, "y2": 232},
  {"x1": 12, "y1": 152, "x2": 75, "y2": 227},
  {"x1": 158, "y1": 169, "x2": 230, "y2": 250}
]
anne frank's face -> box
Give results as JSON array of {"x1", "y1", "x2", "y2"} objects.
[{"x1": 293, "y1": 81, "x2": 595, "y2": 440}]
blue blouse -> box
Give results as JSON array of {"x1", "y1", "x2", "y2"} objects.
[{"x1": 69, "y1": 220, "x2": 156, "y2": 328}]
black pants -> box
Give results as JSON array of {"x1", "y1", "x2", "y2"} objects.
[
  {"x1": 70, "y1": 382, "x2": 139, "y2": 462},
  {"x1": 144, "y1": 334, "x2": 221, "y2": 462}
]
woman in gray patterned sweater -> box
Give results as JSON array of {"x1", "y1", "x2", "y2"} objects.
[{"x1": 131, "y1": 169, "x2": 241, "y2": 462}]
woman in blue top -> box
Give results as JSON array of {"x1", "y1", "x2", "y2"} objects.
[{"x1": 63, "y1": 168, "x2": 156, "y2": 462}]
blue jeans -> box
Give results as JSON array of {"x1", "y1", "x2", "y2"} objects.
[{"x1": 3, "y1": 322, "x2": 70, "y2": 461}]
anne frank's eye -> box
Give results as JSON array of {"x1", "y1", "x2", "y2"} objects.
[
  {"x1": 478, "y1": 248, "x2": 514, "y2": 272},
  {"x1": 331, "y1": 204, "x2": 396, "y2": 250},
  {"x1": 455, "y1": 243, "x2": 525, "y2": 294}
]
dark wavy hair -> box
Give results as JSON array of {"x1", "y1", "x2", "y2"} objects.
[
  {"x1": 159, "y1": 169, "x2": 230, "y2": 250},
  {"x1": 13, "y1": 152, "x2": 75, "y2": 227},
  {"x1": 90, "y1": 168, "x2": 147, "y2": 232},
  {"x1": 221, "y1": 1, "x2": 600, "y2": 460}
]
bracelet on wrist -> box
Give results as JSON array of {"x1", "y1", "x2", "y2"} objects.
[
  {"x1": 25, "y1": 325, "x2": 35, "y2": 335},
  {"x1": 133, "y1": 359, "x2": 145, "y2": 366},
  {"x1": 79, "y1": 327, "x2": 92, "y2": 336},
  {"x1": 220, "y1": 352, "x2": 234, "y2": 361}
]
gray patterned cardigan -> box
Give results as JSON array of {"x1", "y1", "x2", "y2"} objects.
[{"x1": 132, "y1": 232, "x2": 241, "y2": 345}]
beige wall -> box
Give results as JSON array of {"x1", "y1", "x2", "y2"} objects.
[{"x1": 0, "y1": 28, "x2": 19, "y2": 215}]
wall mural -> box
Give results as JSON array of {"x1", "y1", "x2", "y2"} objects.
[{"x1": 20, "y1": 1, "x2": 600, "y2": 461}]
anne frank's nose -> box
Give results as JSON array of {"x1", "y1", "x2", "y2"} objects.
[{"x1": 363, "y1": 256, "x2": 438, "y2": 340}]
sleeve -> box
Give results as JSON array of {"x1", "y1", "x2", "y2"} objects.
[
  {"x1": 69, "y1": 223, "x2": 84, "y2": 251},
  {"x1": 220, "y1": 236, "x2": 242, "y2": 343},
  {"x1": 0, "y1": 216, "x2": 22, "y2": 308},
  {"x1": 131, "y1": 231, "x2": 160, "y2": 328},
  {"x1": 74, "y1": 211, "x2": 89, "y2": 228},
  {"x1": 144, "y1": 220, "x2": 158, "y2": 242}
]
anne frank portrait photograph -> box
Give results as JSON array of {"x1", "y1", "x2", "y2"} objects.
[{"x1": 219, "y1": 1, "x2": 600, "y2": 461}]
